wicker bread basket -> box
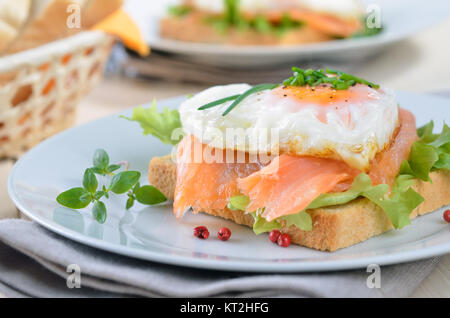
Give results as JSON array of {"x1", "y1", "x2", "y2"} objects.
[{"x1": 0, "y1": 31, "x2": 114, "y2": 159}]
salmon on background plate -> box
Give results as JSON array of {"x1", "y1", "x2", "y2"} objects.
[{"x1": 160, "y1": 0, "x2": 381, "y2": 46}]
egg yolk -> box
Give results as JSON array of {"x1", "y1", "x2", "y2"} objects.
[
  {"x1": 275, "y1": 85, "x2": 360, "y2": 105},
  {"x1": 273, "y1": 85, "x2": 372, "y2": 126}
]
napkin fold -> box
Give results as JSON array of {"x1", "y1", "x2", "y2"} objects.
[{"x1": 0, "y1": 219, "x2": 440, "y2": 298}]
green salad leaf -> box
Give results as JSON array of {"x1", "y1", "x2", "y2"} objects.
[
  {"x1": 228, "y1": 195, "x2": 313, "y2": 233},
  {"x1": 251, "y1": 211, "x2": 312, "y2": 234},
  {"x1": 122, "y1": 100, "x2": 183, "y2": 145},
  {"x1": 205, "y1": 0, "x2": 303, "y2": 35},
  {"x1": 251, "y1": 212, "x2": 283, "y2": 235},
  {"x1": 228, "y1": 195, "x2": 250, "y2": 211},
  {"x1": 168, "y1": 5, "x2": 193, "y2": 17},
  {"x1": 400, "y1": 122, "x2": 450, "y2": 181},
  {"x1": 228, "y1": 170, "x2": 426, "y2": 234}
]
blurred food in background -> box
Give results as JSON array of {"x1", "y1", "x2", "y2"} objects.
[
  {"x1": 0, "y1": 0, "x2": 148, "y2": 159},
  {"x1": 160, "y1": 0, "x2": 380, "y2": 45}
]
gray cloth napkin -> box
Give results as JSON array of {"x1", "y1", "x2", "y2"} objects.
[{"x1": 0, "y1": 219, "x2": 440, "y2": 298}]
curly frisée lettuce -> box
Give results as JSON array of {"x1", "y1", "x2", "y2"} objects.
[
  {"x1": 122, "y1": 100, "x2": 183, "y2": 145},
  {"x1": 400, "y1": 121, "x2": 450, "y2": 180}
]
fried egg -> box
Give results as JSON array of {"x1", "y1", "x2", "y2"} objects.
[
  {"x1": 179, "y1": 83, "x2": 399, "y2": 171},
  {"x1": 190, "y1": 0, "x2": 363, "y2": 19}
]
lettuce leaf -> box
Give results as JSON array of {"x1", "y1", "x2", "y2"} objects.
[
  {"x1": 310, "y1": 173, "x2": 423, "y2": 229},
  {"x1": 251, "y1": 211, "x2": 312, "y2": 234},
  {"x1": 400, "y1": 122, "x2": 449, "y2": 181},
  {"x1": 229, "y1": 172, "x2": 424, "y2": 233},
  {"x1": 363, "y1": 175, "x2": 424, "y2": 229},
  {"x1": 122, "y1": 100, "x2": 183, "y2": 145},
  {"x1": 228, "y1": 121, "x2": 449, "y2": 234},
  {"x1": 228, "y1": 195, "x2": 250, "y2": 211},
  {"x1": 251, "y1": 213, "x2": 283, "y2": 235}
]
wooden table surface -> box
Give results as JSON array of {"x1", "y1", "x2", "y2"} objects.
[{"x1": 1, "y1": 17, "x2": 450, "y2": 297}]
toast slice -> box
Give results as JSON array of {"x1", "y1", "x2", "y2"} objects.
[{"x1": 149, "y1": 155, "x2": 450, "y2": 251}]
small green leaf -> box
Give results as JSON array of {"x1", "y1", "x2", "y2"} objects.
[
  {"x1": 434, "y1": 151, "x2": 450, "y2": 170},
  {"x1": 83, "y1": 168, "x2": 98, "y2": 193},
  {"x1": 222, "y1": 84, "x2": 279, "y2": 116},
  {"x1": 281, "y1": 211, "x2": 312, "y2": 231},
  {"x1": 228, "y1": 195, "x2": 250, "y2": 211},
  {"x1": 429, "y1": 123, "x2": 450, "y2": 148},
  {"x1": 102, "y1": 185, "x2": 110, "y2": 198},
  {"x1": 92, "y1": 201, "x2": 107, "y2": 224},
  {"x1": 93, "y1": 149, "x2": 109, "y2": 170},
  {"x1": 93, "y1": 191, "x2": 105, "y2": 200},
  {"x1": 107, "y1": 164, "x2": 121, "y2": 173},
  {"x1": 408, "y1": 142, "x2": 439, "y2": 181},
  {"x1": 109, "y1": 171, "x2": 141, "y2": 194},
  {"x1": 417, "y1": 121, "x2": 436, "y2": 142},
  {"x1": 134, "y1": 185, "x2": 167, "y2": 205},
  {"x1": 91, "y1": 167, "x2": 106, "y2": 175},
  {"x1": 251, "y1": 212, "x2": 282, "y2": 235},
  {"x1": 126, "y1": 197, "x2": 135, "y2": 210},
  {"x1": 121, "y1": 100, "x2": 183, "y2": 145},
  {"x1": 57, "y1": 187, "x2": 91, "y2": 209}
]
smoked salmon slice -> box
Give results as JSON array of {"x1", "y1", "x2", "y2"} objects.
[
  {"x1": 173, "y1": 108, "x2": 417, "y2": 222},
  {"x1": 261, "y1": 9, "x2": 362, "y2": 37},
  {"x1": 173, "y1": 135, "x2": 264, "y2": 218},
  {"x1": 368, "y1": 108, "x2": 418, "y2": 187},
  {"x1": 237, "y1": 155, "x2": 360, "y2": 221}
]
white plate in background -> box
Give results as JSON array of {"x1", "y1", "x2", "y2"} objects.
[{"x1": 125, "y1": 0, "x2": 450, "y2": 67}]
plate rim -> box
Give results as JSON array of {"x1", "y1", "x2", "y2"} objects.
[{"x1": 7, "y1": 93, "x2": 450, "y2": 273}]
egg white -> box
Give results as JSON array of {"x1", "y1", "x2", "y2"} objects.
[{"x1": 179, "y1": 83, "x2": 399, "y2": 171}]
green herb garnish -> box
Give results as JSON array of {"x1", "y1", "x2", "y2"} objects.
[
  {"x1": 197, "y1": 84, "x2": 279, "y2": 116},
  {"x1": 283, "y1": 67, "x2": 380, "y2": 90},
  {"x1": 222, "y1": 84, "x2": 280, "y2": 116},
  {"x1": 198, "y1": 67, "x2": 378, "y2": 116},
  {"x1": 57, "y1": 149, "x2": 167, "y2": 223},
  {"x1": 204, "y1": 0, "x2": 303, "y2": 35},
  {"x1": 198, "y1": 94, "x2": 240, "y2": 110},
  {"x1": 168, "y1": 5, "x2": 193, "y2": 17}
]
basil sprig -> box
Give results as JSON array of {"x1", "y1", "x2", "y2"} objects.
[{"x1": 57, "y1": 149, "x2": 167, "y2": 223}]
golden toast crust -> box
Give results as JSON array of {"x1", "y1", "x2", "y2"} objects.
[{"x1": 148, "y1": 155, "x2": 450, "y2": 251}]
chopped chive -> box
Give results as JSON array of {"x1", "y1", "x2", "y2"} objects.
[
  {"x1": 197, "y1": 94, "x2": 240, "y2": 110},
  {"x1": 283, "y1": 68, "x2": 379, "y2": 91},
  {"x1": 222, "y1": 84, "x2": 279, "y2": 116}
]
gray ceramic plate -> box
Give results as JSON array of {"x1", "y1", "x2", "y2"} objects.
[{"x1": 8, "y1": 92, "x2": 450, "y2": 272}]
